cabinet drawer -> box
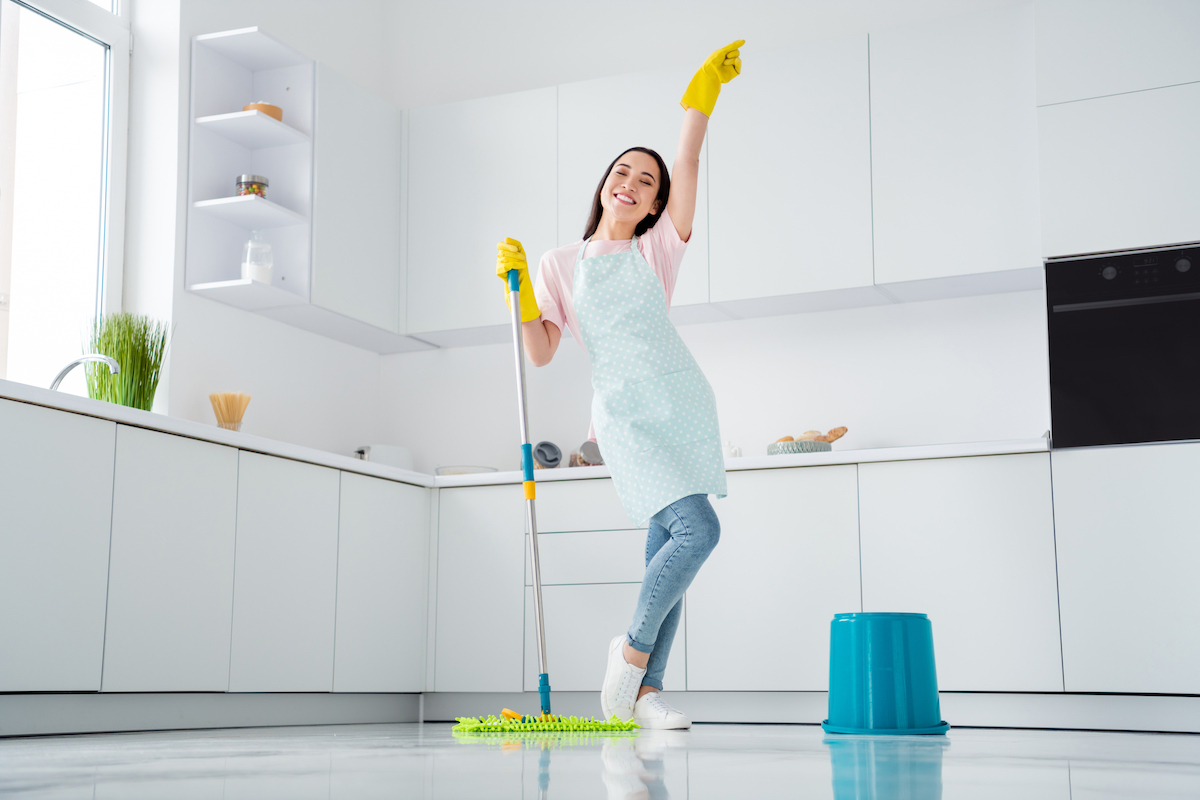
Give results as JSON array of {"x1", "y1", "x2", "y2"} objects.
[
  {"x1": 532, "y1": 479, "x2": 642, "y2": 532},
  {"x1": 524, "y1": 529, "x2": 646, "y2": 586},
  {"x1": 523, "y1": 584, "x2": 685, "y2": 692}
]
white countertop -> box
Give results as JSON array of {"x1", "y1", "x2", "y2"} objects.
[{"x1": 1, "y1": 378, "x2": 1049, "y2": 489}]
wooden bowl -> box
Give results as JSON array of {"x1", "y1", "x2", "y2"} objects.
[{"x1": 243, "y1": 102, "x2": 282, "y2": 122}]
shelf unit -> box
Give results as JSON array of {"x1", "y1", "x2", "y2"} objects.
[
  {"x1": 185, "y1": 27, "x2": 314, "y2": 301},
  {"x1": 185, "y1": 28, "x2": 431, "y2": 353}
]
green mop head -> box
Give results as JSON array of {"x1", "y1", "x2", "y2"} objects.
[{"x1": 453, "y1": 710, "x2": 639, "y2": 733}]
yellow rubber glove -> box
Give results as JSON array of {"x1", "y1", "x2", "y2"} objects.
[
  {"x1": 680, "y1": 39, "x2": 745, "y2": 117},
  {"x1": 496, "y1": 237, "x2": 540, "y2": 322}
]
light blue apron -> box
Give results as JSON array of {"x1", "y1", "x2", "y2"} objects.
[{"x1": 573, "y1": 235, "x2": 727, "y2": 525}]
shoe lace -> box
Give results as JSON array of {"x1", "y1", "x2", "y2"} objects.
[
  {"x1": 644, "y1": 693, "x2": 673, "y2": 716},
  {"x1": 615, "y1": 670, "x2": 641, "y2": 710}
]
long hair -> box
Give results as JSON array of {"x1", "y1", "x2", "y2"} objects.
[{"x1": 582, "y1": 147, "x2": 671, "y2": 240}]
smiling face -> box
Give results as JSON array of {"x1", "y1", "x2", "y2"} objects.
[{"x1": 599, "y1": 150, "x2": 663, "y2": 231}]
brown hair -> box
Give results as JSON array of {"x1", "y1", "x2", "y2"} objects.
[{"x1": 582, "y1": 147, "x2": 671, "y2": 239}]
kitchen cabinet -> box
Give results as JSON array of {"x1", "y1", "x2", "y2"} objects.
[
  {"x1": 533, "y1": 478, "x2": 642, "y2": 533},
  {"x1": 686, "y1": 466, "x2": 861, "y2": 691},
  {"x1": 407, "y1": 87, "x2": 557, "y2": 339},
  {"x1": 101, "y1": 426, "x2": 239, "y2": 692},
  {"x1": 1052, "y1": 443, "x2": 1200, "y2": 694},
  {"x1": 333, "y1": 472, "x2": 429, "y2": 692},
  {"x1": 557, "y1": 67, "x2": 710, "y2": 311},
  {"x1": 707, "y1": 35, "x2": 874, "y2": 308},
  {"x1": 1035, "y1": 0, "x2": 1200, "y2": 106},
  {"x1": 1039, "y1": 82, "x2": 1200, "y2": 257},
  {"x1": 308, "y1": 64, "x2": 404, "y2": 333},
  {"x1": 227, "y1": 451, "x2": 340, "y2": 692},
  {"x1": 523, "y1": 583, "x2": 686, "y2": 693},
  {"x1": 859, "y1": 453, "x2": 1063, "y2": 691},
  {"x1": 870, "y1": 3, "x2": 1041, "y2": 289},
  {"x1": 0, "y1": 399, "x2": 114, "y2": 691},
  {"x1": 434, "y1": 484, "x2": 525, "y2": 691}
]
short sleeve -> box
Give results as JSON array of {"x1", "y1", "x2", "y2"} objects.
[
  {"x1": 638, "y1": 207, "x2": 689, "y2": 305},
  {"x1": 533, "y1": 253, "x2": 566, "y2": 333}
]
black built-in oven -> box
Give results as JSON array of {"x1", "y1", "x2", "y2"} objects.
[{"x1": 1046, "y1": 243, "x2": 1200, "y2": 448}]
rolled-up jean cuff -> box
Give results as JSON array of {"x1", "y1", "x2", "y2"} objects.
[
  {"x1": 627, "y1": 634, "x2": 654, "y2": 654},
  {"x1": 641, "y1": 677, "x2": 664, "y2": 691}
]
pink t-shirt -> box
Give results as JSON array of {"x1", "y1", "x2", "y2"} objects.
[
  {"x1": 534, "y1": 208, "x2": 689, "y2": 350},
  {"x1": 533, "y1": 209, "x2": 689, "y2": 441}
]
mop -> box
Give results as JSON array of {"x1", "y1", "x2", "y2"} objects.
[{"x1": 452, "y1": 268, "x2": 638, "y2": 735}]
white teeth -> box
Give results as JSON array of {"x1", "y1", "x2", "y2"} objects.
[{"x1": 615, "y1": 193, "x2": 635, "y2": 205}]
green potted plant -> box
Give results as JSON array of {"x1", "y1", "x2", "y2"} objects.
[{"x1": 85, "y1": 313, "x2": 171, "y2": 411}]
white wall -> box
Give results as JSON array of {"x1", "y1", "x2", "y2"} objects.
[{"x1": 379, "y1": 291, "x2": 1050, "y2": 474}]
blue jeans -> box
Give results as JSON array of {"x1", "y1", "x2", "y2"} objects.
[{"x1": 626, "y1": 494, "x2": 721, "y2": 691}]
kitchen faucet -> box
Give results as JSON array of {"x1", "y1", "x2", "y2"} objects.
[{"x1": 49, "y1": 355, "x2": 120, "y2": 391}]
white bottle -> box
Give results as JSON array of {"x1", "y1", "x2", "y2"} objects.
[{"x1": 241, "y1": 229, "x2": 273, "y2": 284}]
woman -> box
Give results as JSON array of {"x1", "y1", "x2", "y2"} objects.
[{"x1": 495, "y1": 40, "x2": 744, "y2": 730}]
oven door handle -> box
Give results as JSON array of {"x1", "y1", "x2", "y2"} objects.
[{"x1": 1052, "y1": 291, "x2": 1200, "y2": 313}]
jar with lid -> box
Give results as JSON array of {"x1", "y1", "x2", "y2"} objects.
[{"x1": 236, "y1": 174, "x2": 268, "y2": 198}]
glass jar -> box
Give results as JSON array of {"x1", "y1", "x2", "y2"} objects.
[
  {"x1": 236, "y1": 174, "x2": 268, "y2": 198},
  {"x1": 241, "y1": 229, "x2": 273, "y2": 284}
]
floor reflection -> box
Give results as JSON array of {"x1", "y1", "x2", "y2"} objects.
[
  {"x1": 826, "y1": 735, "x2": 949, "y2": 799},
  {"x1": 1, "y1": 722, "x2": 1199, "y2": 798}
]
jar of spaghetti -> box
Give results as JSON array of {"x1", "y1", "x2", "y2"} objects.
[{"x1": 236, "y1": 174, "x2": 269, "y2": 198}]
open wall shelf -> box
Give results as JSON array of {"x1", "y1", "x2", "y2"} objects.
[
  {"x1": 196, "y1": 109, "x2": 309, "y2": 149},
  {"x1": 194, "y1": 195, "x2": 307, "y2": 229}
]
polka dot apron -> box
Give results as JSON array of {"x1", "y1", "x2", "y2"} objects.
[{"x1": 573, "y1": 235, "x2": 727, "y2": 525}]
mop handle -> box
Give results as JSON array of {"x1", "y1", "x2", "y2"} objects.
[{"x1": 508, "y1": 269, "x2": 552, "y2": 715}]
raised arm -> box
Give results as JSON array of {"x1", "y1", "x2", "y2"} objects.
[
  {"x1": 667, "y1": 109, "x2": 708, "y2": 242},
  {"x1": 668, "y1": 40, "x2": 744, "y2": 242}
]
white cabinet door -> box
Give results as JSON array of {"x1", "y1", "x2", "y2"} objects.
[
  {"x1": 1039, "y1": 82, "x2": 1200, "y2": 257},
  {"x1": 870, "y1": 3, "x2": 1040, "y2": 284},
  {"x1": 102, "y1": 426, "x2": 238, "y2": 692},
  {"x1": 558, "y1": 66, "x2": 709, "y2": 308},
  {"x1": 523, "y1": 584, "x2": 685, "y2": 693},
  {"x1": 407, "y1": 87, "x2": 557, "y2": 335},
  {"x1": 1036, "y1": 0, "x2": 1200, "y2": 106},
  {"x1": 434, "y1": 484, "x2": 525, "y2": 691},
  {"x1": 1052, "y1": 443, "x2": 1200, "y2": 694},
  {"x1": 312, "y1": 64, "x2": 404, "y2": 332},
  {"x1": 859, "y1": 454, "x2": 1062, "y2": 691},
  {"x1": 687, "y1": 466, "x2": 861, "y2": 691},
  {"x1": 333, "y1": 472, "x2": 429, "y2": 692},
  {"x1": 708, "y1": 35, "x2": 873, "y2": 302},
  {"x1": 0, "y1": 400, "x2": 114, "y2": 691},
  {"x1": 228, "y1": 451, "x2": 340, "y2": 692},
  {"x1": 534, "y1": 478, "x2": 641, "y2": 533}
]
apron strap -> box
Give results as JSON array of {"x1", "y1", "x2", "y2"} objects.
[{"x1": 577, "y1": 234, "x2": 640, "y2": 265}]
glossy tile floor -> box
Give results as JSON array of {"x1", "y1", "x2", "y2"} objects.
[{"x1": 2, "y1": 722, "x2": 1199, "y2": 799}]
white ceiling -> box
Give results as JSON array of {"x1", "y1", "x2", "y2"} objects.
[{"x1": 379, "y1": 0, "x2": 1033, "y2": 108}]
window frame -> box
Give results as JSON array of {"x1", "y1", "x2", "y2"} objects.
[{"x1": 2, "y1": 0, "x2": 129, "y2": 317}]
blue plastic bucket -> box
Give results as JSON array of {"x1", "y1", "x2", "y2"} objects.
[{"x1": 822, "y1": 612, "x2": 949, "y2": 735}]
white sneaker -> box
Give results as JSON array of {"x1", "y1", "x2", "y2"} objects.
[
  {"x1": 632, "y1": 692, "x2": 691, "y2": 730},
  {"x1": 600, "y1": 635, "x2": 645, "y2": 721}
]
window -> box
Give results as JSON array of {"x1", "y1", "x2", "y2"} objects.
[{"x1": 0, "y1": 0, "x2": 128, "y2": 393}]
